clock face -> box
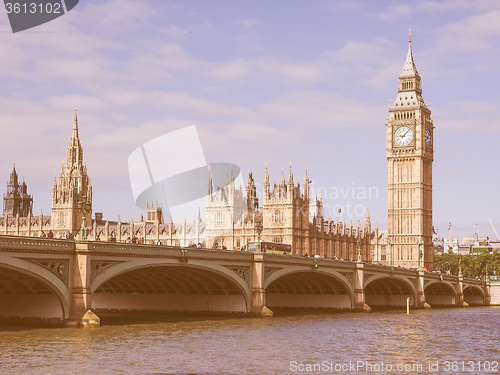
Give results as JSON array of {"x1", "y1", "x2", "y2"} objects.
[
  {"x1": 425, "y1": 127, "x2": 432, "y2": 148},
  {"x1": 394, "y1": 126, "x2": 414, "y2": 147}
]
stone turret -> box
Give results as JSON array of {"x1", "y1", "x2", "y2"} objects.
[
  {"x1": 303, "y1": 170, "x2": 310, "y2": 200},
  {"x1": 51, "y1": 108, "x2": 93, "y2": 236},
  {"x1": 263, "y1": 166, "x2": 270, "y2": 202},
  {"x1": 246, "y1": 171, "x2": 258, "y2": 212},
  {"x1": 146, "y1": 202, "x2": 163, "y2": 224},
  {"x1": 364, "y1": 209, "x2": 371, "y2": 236},
  {"x1": 206, "y1": 169, "x2": 213, "y2": 200},
  {"x1": 287, "y1": 164, "x2": 294, "y2": 201},
  {"x1": 3, "y1": 165, "x2": 33, "y2": 218}
]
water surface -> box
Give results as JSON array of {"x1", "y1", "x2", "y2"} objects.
[{"x1": 0, "y1": 307, "x2": 498, "y2": 374}]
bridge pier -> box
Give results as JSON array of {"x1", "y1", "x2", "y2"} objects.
[
  {"x1": 416, "y1": 270, "x2": 427, "y2": 308},
  {"x1": 490, "y1": 281, "x2": 500, "y2": 305},
  {"x1": 354, "y1": 262, "x2": 370, "y2": 311},
  {"x1": 66, "y1": 242, "x2": 97, "y2": 327},
  {"x1": 485, "y1": 280, "x2": 491, "y2": 306},
  {"x1": 250, "y1": 253, "x2": 272, "y2": 317},
  {"x1": 457, "y1": 274, "x2": 465, "y2": 306}
]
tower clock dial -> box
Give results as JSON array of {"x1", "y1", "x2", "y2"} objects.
[
  {"x1": 394, "y1": 125, "x2": 414, "y2": 147},
  {"x1": 387, "y1": 32, "x2": 434, "y2": 269},
  {"x1": 425, "y1": 127, "x2": 432, "y2": 148}
]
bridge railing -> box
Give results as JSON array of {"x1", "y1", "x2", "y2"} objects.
[
  {"x1": 0, "y1": 235, "x2": 490, "y2": 287},
  {"x1": 89, "y1": 241, "x2": 256, "y2": 261},
  {"x1": 0, "y1": 235, "x2": 75, "y2": 252},
  {"x1": 0, "y1": 235, "x2": 257, "y2": 260}
]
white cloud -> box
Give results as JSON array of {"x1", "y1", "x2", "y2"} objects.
[
  {"x1": 233, "y1": 19, "x2": 260, "y2": 28},
  {"x1": 377, "y1": 4, "x2": 412, "y2": 21},
  {"x1": 434, "y1": 10, "x2": 500, "y2": 54},
  {"x1": 323, "y1": 38, "x2": 398, "y2": 89},
  {"x1": 435, "y1": 101, "x2": 500, "y2": 133},
  {"x1": 261, "y1": 59, "x2": 331, "y2": 83},
  {"x1": 154, "y1": 43, "x2": 203, "y2": 71},
  {"x1": 315, "y1": 0, "x2": 365, "y2": 13},
  {"x1": 419, "y1": 0, "x2": 500, "y2": 13},
  {"x1": 260, "y1": 91, "x2": 385, "y2": 129},
  {"x1": 69, "y1": 0, "x2": 156, "y2": 36},
  {"x1": 210, "y1": 61, "x2": 253, "y2": 80},
  {"x1": 163, "y1": 24, "x2": 190, "y2": 39},
  {"x1": 376, "y1": 0, "x2": 500, "y2": 21},
  {"x1": 146, "y1": 91, "x2": 255, "y2": 118},
  {"x1": 232, "y1": 18, "x2": 263, "y2": 52}
]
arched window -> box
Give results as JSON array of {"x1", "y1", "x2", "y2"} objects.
[
  {"x1": 274, "y1": 210, "x2": 282, "y2": 224},
  {"x1": 216, "y1": 212, "x2": 224, "y2": 226}
]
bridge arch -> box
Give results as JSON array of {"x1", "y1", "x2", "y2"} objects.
[
  {"x1": 264, "y1": 267, "x2": 354, "y2": 309},
  {"x1": 0, "y1": 257, "x2": 68, "y2": 320},
  {"x1": 463, "y1": 285, "x2": 486, "y2": 305},
  {"x1": 423, "y1": 280, "x2": 457, "y2": 306},
  {"x1": 90, "y1": 259, "x2": 251, "y2": 315},
  {"x1": 364, "y1": 274, "x2": 417, "y2": 307}
]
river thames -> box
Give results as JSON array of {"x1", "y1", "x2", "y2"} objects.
[{"x1": 0, "y1": 307, "x2": 498, "y2": 374}]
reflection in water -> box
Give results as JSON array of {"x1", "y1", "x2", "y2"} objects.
[{"x1": 0, "y1": 307, "x2": 499, "y2": 374}]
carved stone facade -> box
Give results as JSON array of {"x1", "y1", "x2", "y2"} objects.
[
  {"x1": 51, "y1": 108, "x2": 93, "y2": 236},
  {"x1": 0, "y1": 109, "x2": 92, "y2": 238},
  {"x1": 386, "y1": 32, "x2": 434, "y2": 269},
  {"x1": 204, "y1": 166, "x2": 371, "y2": 261},
  {"x1": 2, "y1": 166, "x2": 32, "y2": 218},
  {"x1": 0, "y1": 109, "x2": 370, "y2": 260}
]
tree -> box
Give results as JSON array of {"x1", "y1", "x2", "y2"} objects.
[{"x1": 434, "y1": 250, "x2": 500, "y2": 279}]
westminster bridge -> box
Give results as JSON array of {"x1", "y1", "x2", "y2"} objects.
[{"x1": 0, "y1": 235, "x2": 492, "y2": 326}]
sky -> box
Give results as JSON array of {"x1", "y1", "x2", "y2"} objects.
[{"x1": 0, "y1": 0, "x2": 499, "y2": 241}]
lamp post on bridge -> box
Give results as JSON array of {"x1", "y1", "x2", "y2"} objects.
[
  {"x1": 357, "y1": 235, "x2": 362, "y2": 263},
  {"x1": 387, "y1": 237, "x2": 393, "y2": 269},
  {"x1": 255, "y1": 219, "x2": 263, "y2": 253},
  {"x1": 77, "y1": 195, "x2": 91, "y2": 240},
  {"x1": 227, "y1": 206, "x2": 234, "y2": 250},
  {"x1": 418, "y1": 239, "x2": 423, "y2": 271}
]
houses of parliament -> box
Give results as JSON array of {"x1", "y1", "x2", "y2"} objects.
[
  {"x1": 0, "y1": 33, "x2": 433, "y2": 267},
  {"x1": 0, "y1": 109, "x2": 371, "y2": 261}
]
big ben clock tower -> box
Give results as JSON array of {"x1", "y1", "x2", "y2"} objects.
[{"x1": 387, "y1": 30, "x2": 434, "y2": 269}]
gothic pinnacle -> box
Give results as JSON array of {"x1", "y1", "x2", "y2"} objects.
[
  {"x1": 400, "y1": 29, "x2": 419, "y2": 79},
  {"x1": 72, "y1": 106, "x2": 79, "y2": 139}
]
